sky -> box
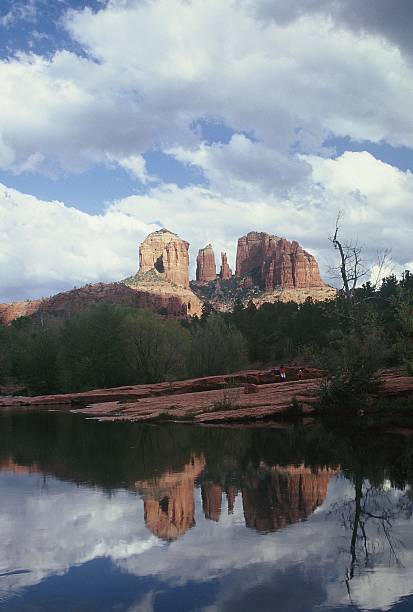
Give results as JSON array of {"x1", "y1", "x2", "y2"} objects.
[{"x1": 1, "y1": 0, "x2": 413, "y2": 301}]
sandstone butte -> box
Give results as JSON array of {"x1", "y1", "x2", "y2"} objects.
[
  {"x1": 0, "y1": 228, "x2": 203, "y2": 324},
  {"x1": 0, "y1": 227, "x2": 335, "y2": 325},
  {"x1": 236, "y1": 231, "x2": 325, "y2": 290}
]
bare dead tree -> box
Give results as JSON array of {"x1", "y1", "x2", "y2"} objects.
[
  {"x1": 371, "y1": 248, "x2": 393, "y2": 290},
  {"x1": 329, "y1": 212, "x2": 392, "y2": 302},
  {"x1": 329, "y1": 212, "x2": 368, "y2": 303},
  {"x1": 330, "y1": 477, "x2": 411, "y2": 603}
]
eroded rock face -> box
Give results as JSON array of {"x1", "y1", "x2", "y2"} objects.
[
  {"x1": 139, "y1": 229, "x2": 190, "y2": 288},
  {"x1": 196, "y1": 244, "x2": 217, "y2": 283},
  {"x1": 0, "y1": 300, "x2": 42, "y2": 325},
  {"x1": 220, "y1": 252, "x2": 232, "y2": 280},
  {"x1": 235, "y1": 232, "x2": 326, "y2": 290}
]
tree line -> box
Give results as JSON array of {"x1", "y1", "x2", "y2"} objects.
[
  {"x1": 0, "y1": 270, "x2": 412, "y2": 396},
  {"x1": 0, "y1": 306, "x2": 248, "y2": 394}
]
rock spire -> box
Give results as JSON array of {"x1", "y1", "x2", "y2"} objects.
[
  {"x1": 220, "y1": 252, "x2": 232, "y2": 280},
  {"x1": 196, "y1": 244, "x2": 217, "y2": 282}
]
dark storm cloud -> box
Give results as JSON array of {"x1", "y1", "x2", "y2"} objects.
[{"x1": 251, "y1": 0, "x2": 413, "y2": 60}]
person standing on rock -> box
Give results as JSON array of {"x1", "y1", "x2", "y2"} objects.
[{"x1": 280, "y1": 366, "x2": 286, "y2": 381}]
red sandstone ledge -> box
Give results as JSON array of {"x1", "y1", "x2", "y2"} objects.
[
  {"x1": 1, "y1": 369, "x2": 412, "y2": 424},
  {"x1": 0, "y1": 367, "x2": 320, "y2": 409}
]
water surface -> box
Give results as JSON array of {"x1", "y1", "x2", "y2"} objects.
[{"x1": 1, "y1": 410, "x2": 413, "y2": 611}]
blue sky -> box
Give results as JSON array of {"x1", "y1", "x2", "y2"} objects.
[{"x1": 1, "y1": 0, "x2": 413, "y2": 300}]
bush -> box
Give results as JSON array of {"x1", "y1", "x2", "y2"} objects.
[{"x1": 317, "y1": 323, "x2": 388, "y2": 413}]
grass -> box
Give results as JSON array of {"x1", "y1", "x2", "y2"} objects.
[{"x1": 209, "y1": 387, "x2": 241, "y2": 412}]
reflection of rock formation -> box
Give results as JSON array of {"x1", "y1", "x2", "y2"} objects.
[
  {"x1": 241, "y1": 465, "x2": 332, "y2": 532},
  {"x1": 201, "y1": 482, "x2": 222, "y2": 522},
  {"x1": 0, "y1": 459, "x2": 41, "y2": 475},
  {"x1": 135, "y1": 456, "x2": 205, "y2": 541},
  {"x1": 201, "y1": 465, "x2": 334, "y2": 533},
  {"x1": 202, "y1": 483, "x2": 238, "y2": 520}
]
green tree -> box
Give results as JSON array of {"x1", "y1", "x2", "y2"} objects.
[
  {"x1": 121, "y1": 309, "x2": 191, "y2": 383},
  {"x1": 57, "y1": 304, "x2": 127, "y2": 391},
  {"x1": 190, "y1": 313, "x2": 248, "y2": 376}
]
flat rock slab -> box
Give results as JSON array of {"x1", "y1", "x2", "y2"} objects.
[
  {"x1": 76, "y1": 379, "x2": 321, "y2": 423},
  {"x1": 0, "y1": 367, "x2": 323, "y2": 408},
  {"x1": 2, "y1": 368, "x2": 412, "y2": 426}
]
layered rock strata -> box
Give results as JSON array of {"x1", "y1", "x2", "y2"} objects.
[
  {"x1": 235, "y1": 232, "x2": 326, "y2": 290},
  {"x1": 139, "y1": 229, "x2": 190, "y2": 288},
  {"x1": 196, "y1": 244, "x2": 217, "y2": 282},
  {"x1": 220, "y1": 252, "x2": 232, "y2": 280}
]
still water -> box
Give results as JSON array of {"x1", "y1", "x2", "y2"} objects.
[{"x1": 1, "y1": 410, "x2": 413, "y2": 611}]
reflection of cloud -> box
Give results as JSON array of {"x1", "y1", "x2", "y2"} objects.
[
  {"x1": 0, "y1": 472, "x2": 158, "y2": 603},
  {"x1": 2, "y1": 468, "x2": 413, "y2": 611}
]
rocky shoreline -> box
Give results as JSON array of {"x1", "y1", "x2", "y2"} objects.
[{"x1": 1, "y1": 368, "x2": 412, "y2": 425}]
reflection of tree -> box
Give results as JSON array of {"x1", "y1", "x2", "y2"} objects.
[{"x1": 331, "y1": 474, "x2": 413, "y2": 602}]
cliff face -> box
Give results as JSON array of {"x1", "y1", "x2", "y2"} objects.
[
  {"x1": 139, "y1": 229, "x2": 190, "y2": 288},
  {"x1": 0, "y1": 300, "x2": 42, "y2": 325},
  {"x1": 236, "y1": 232, "x2": 326, "y2": 290},
  {"x1": 196, "y1": 245, "x2": 217, "y2": 283}
]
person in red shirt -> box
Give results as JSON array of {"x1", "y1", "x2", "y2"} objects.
[{"x1": 280, "y1": 365, "x2": 286, "y2": 381}]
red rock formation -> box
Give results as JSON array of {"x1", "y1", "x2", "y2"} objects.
[
  {"x1": 136, "y1": 456, "x2": 205, "y2": 540},
  {"x1": 220, "y1": 252, "x2": 232, "y2": 280},
  {"x1": 236, "y1": 232, "x2": 269, "y2": 281},
  {"x1": 0, "y1": 299, "x2": 42, "y2": 325},
  {"x1": 196, "y1": 244, "x2": 217, "y2": 282},
  {"x1": 201, "y1": 482, "x2": 223, "y2": 522},
  {"x1": 0, "y1": 280, "x2": 203, "y2": 325},
  {"x1": 242, "y1": 465, "x2": 333, "y2": 532},
  {"x1": 139, "y1": 228, "x2": 190, "y2": 288},
  {"x1": 235, "y1": 232, "x2": 326, "y2": 290}
]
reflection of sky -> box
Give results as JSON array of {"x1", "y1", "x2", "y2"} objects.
[{"x1": 2, "y1": 469, "x2": 413, "y2": 611}]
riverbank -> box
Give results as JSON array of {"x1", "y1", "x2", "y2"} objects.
[{"x1": 1, "y1": 368, "x2": 412, "y2": 424}]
